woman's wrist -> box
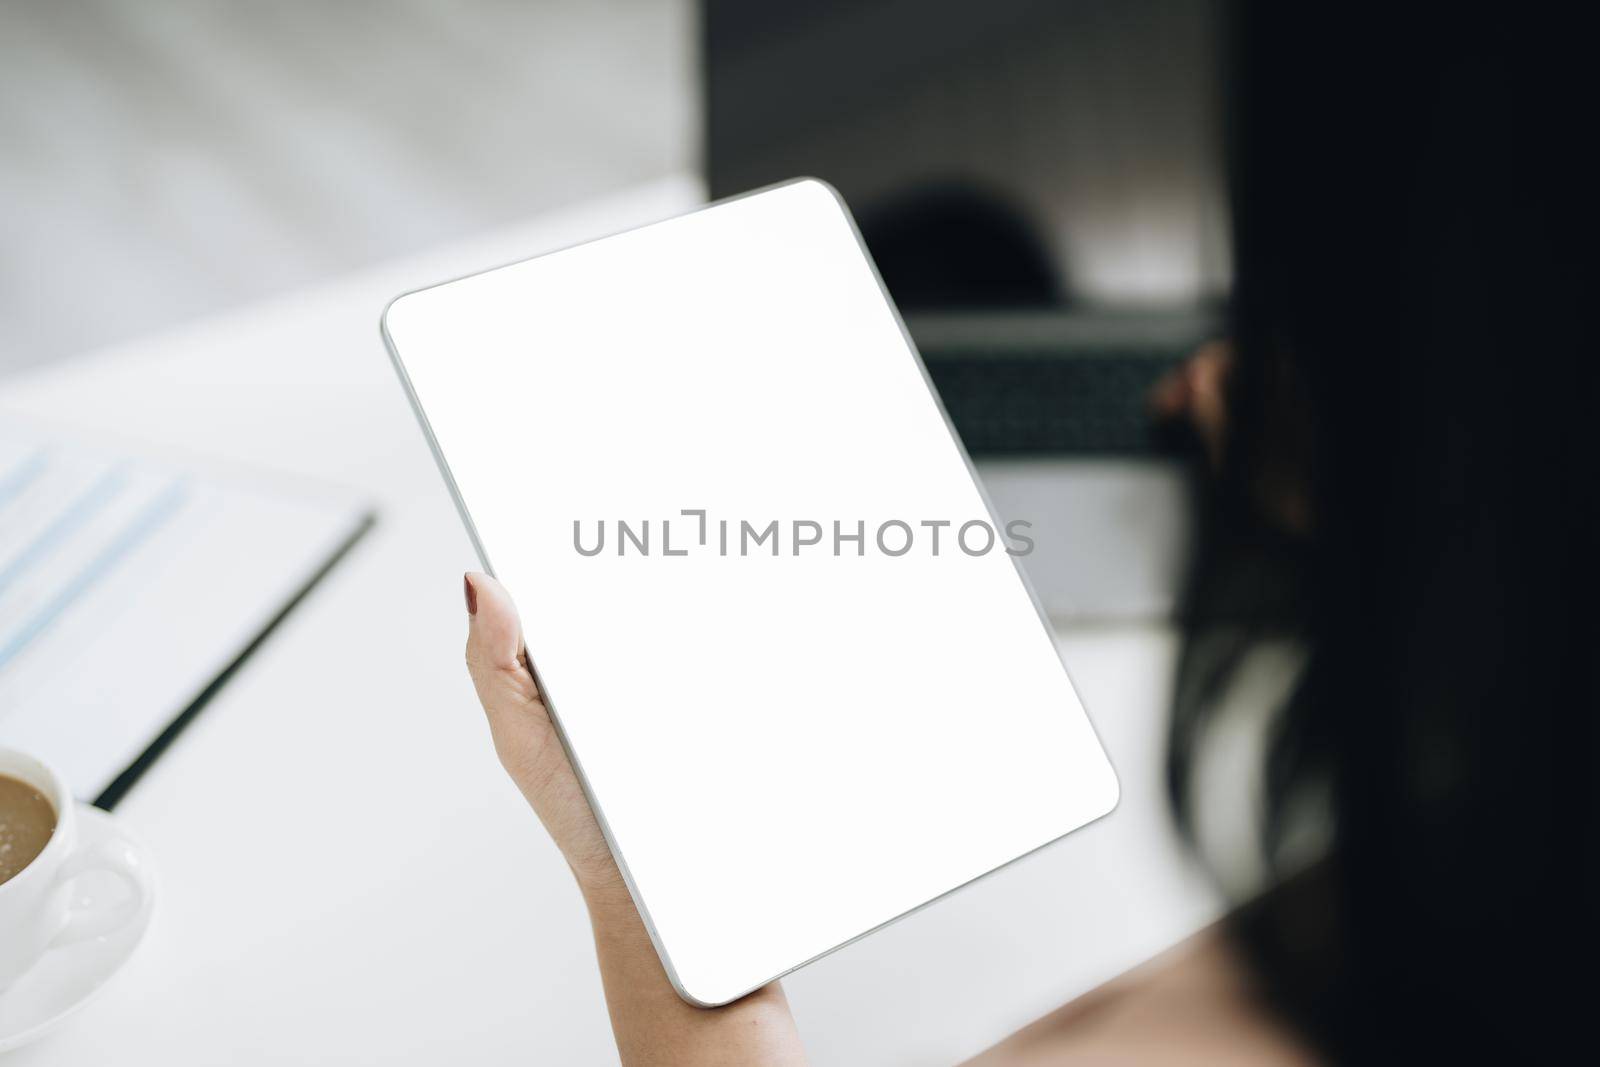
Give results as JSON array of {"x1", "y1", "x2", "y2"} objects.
[
  {"x1": 579, "y1": 871, "x2": 636, "y2": 917},
  {"x1": 579, "y1": 863, "x2": 808, "y2": 1065},
  {"x1": 569, "y1": 837, "x2": 628, "y2": 894}
]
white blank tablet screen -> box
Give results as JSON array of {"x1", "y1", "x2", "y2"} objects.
[{"x1": 382, "y1": 179, "x2": 1119, "y2": 1006}]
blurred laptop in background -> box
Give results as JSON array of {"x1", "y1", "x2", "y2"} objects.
[{"x1": 705, "y1": 0, "x2": 1225, "y2": 619}]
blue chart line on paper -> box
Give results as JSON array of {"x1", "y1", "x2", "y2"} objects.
[{"x1": 0, "y1": 429, "x2": 372, "y2": 799}]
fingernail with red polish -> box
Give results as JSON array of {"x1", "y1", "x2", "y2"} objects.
[{"x1": 463, "y1": 574, "x2": 478, "y2": 616}]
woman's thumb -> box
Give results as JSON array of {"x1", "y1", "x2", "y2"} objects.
[{"x1": 463, "y1": 571, "x2": 541, "y2": 718}]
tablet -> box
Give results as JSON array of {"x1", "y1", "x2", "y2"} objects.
[{"x1": 381, "y1": 179, "x2": 1119, "y2": 1006}]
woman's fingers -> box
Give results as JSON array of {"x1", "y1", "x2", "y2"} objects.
[
  {"x1": 1150, "y1": 339, "x2": 1233, "y2": 468},
  {"x1": 1185, "y1": 340, "x2": 1232, "y2": 466}
]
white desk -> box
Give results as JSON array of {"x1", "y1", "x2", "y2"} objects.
[{"x1": 0, "y1": 177, "x2": 1218, "y2": 1065}]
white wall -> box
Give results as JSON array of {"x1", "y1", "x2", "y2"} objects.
[{"x1": 0, "y1": 0, "x2": 696, "y2": 376}]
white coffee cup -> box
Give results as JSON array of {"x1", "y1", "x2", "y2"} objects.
[{"x1": 0, "y1": 747, "x2": 154, "y2": 992}]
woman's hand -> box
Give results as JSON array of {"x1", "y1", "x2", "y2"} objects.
[
  {"x1": 461, "y1": 571, "x2": 808, "y2": 1065},
  {"x1": 1149, "y1": 338, "x2": 1233, "y2": 468},
  {"x1": 463, "y1": 571, "x2": 622, "y2": 894}
]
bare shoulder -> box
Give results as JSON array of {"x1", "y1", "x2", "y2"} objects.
[{"x1": 962, "y1": 927, "x2": 1318, "y2": 1067}]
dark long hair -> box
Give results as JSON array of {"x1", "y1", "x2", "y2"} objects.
[{"x1": 1170, "y1": 5, "x2": 1594, "y2": 1061}]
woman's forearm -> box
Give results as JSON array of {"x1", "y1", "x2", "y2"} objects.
[{"x1": 582, "y1": 883, "x2": 808, "y2": 1066}]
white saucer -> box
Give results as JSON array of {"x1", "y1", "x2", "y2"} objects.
[{"x1": 0, "y1": 805, "x2": 157, "y2": 1053}]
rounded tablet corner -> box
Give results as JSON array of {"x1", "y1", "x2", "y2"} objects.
[
  {"x1": 1099, "y1": 766, "x2": 1124, "y2": 820},
  {"x1": 1088, "y1": 756, "x2": 1124, "y2": 823},
  {"x1": 659, "y1": 955, "x2": 745, "y2": 1010},
  {"x1": 785, "y1": 175, "x2": 851, "y2": 214},
  {"x1": 379, "y1": 287, "x2": 424, "y2": 343}
]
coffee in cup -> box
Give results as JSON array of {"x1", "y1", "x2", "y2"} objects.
[{"x1": 0, "y1": 773, "x2": 56, "y2": 885}]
